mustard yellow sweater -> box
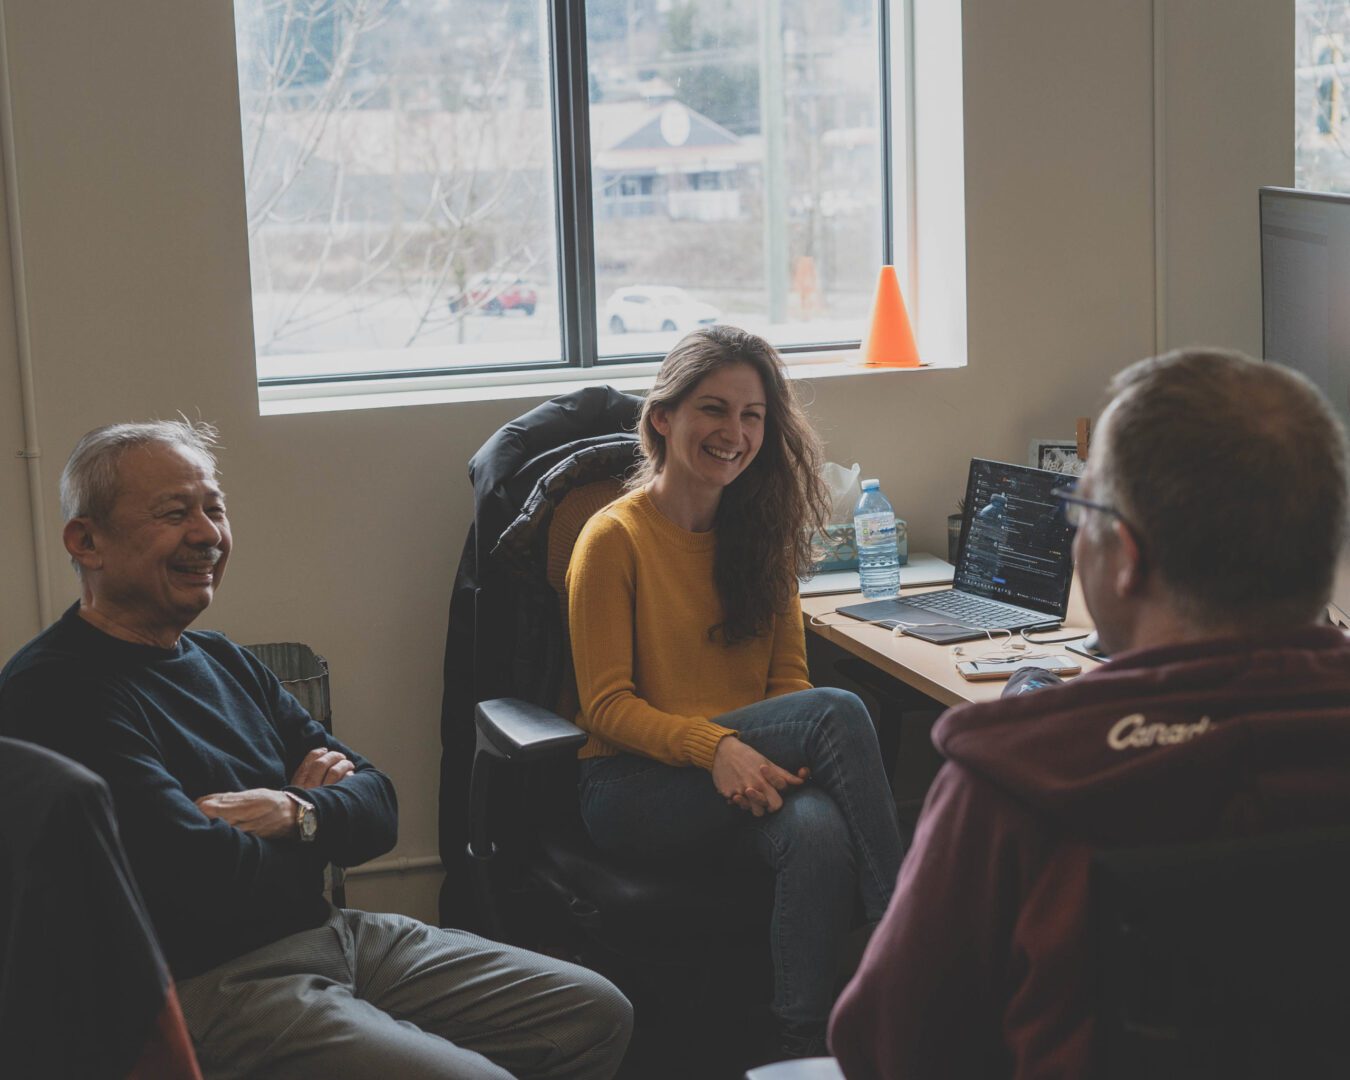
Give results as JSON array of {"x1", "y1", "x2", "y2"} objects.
[{"x1": 566, "y1": 488, "x2": 812, "y2": 769}]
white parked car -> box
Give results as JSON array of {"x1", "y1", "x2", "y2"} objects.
[{"x1": 602, "y1": 285, "x2": 720, "y2": 335}]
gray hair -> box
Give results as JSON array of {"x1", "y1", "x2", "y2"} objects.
[
  {"x1": 60, "y1": 418, "x2": 221, "y2": 524},
  {"x1": 1093, "y1": 348, "x2": 1349, "y2": 628}
]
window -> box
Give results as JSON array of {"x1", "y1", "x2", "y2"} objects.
[
  {"x1": 1298, "y1": 2, "x2": 1350, "y2": 189},
  {"x1": 234, "y1": 0, "x2": 910, "y2": 390},
  {"x1": 588, "y1": 0, "x2": 886, "y2": 360},
  {"x1": 235, "y1": 0, "x2": 560, "y2": 384}
]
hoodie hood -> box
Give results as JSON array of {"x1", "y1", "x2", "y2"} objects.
[{"x1": 934, "y1": 626, "x2": 1350, "y2": 846}]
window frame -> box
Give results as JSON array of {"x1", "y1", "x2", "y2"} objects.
[{"x1": 249, "y1": 0, "x2": 917, "y2": 392}]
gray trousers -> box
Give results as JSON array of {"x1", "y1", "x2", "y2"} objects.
[{"x1": 176, "y1": 907, "x2": 632, "y2": 1079}]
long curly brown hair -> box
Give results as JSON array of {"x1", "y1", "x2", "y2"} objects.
[{"x1": 629, "y1": 326, "x2": 831, "y2": 644}]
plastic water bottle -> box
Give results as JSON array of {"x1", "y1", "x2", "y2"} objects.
[{"x1": 854, "y1": 479, "x2": 904, "y2": 599}]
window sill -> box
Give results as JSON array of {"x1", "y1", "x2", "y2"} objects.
[{"x1": 258, "y1": 351, "x2": 962, "y2": 417}]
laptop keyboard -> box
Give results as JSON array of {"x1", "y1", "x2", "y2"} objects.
[{"x1": 903, "y1": 589, "x2": 1053, "y2": 629}]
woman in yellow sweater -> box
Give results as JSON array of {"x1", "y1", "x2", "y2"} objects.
[{"x1": 566, "y1": 325, "x2": 904, "y2": 1057}]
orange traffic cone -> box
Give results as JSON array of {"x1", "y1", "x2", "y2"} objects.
[{"x1": 860, "y1": 265, "x2": 920, "y2": 367}]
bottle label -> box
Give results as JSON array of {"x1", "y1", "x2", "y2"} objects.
[{"x1": 855, "y1": 512, "x2": 896, "y2": 545}]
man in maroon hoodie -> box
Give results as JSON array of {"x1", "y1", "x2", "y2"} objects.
[{"x1": 828, "y1": 347, "x2": 1350, "y2": 1078}]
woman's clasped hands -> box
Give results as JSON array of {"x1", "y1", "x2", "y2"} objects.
[{"x1": 712, "y1": 735, "x2": 811, "y2": 817}]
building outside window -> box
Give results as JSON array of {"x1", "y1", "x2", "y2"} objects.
[{"x1": 235, "y1": 0, "x2": 896, "y2": 387}]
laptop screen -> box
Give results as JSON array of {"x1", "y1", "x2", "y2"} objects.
[{"x1": 954, "y1": 459, "x2": 1075, "y2": 616}]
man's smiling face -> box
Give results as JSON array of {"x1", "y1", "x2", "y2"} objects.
[{"x1": 83, "y1": 442, "x2": 232, "y2": 642}]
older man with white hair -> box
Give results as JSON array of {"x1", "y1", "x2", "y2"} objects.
[{"x1": 0, "y1": 420, "x2": 632, "y2": 1080}]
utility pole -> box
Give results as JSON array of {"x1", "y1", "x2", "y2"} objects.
[{"x1": 759, "y1": 0, "x2": 788, "y2": 323}]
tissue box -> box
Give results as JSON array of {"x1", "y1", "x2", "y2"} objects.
[{"x1": 811, "y1": 523, "x2": 859, "y2": 572}]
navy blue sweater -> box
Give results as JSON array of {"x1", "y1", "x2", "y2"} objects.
[{"x1": 0, "y1": 604, "x2": 398, "y2": 978}]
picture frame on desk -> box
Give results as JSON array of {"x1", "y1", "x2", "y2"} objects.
[{"x1": 1029, "y1": 439, "x2": 1086, "y2": 477}]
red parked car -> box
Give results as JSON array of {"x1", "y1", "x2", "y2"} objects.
[{"x1": 447, "y1": 273, "x2": 539, "y2": 316}]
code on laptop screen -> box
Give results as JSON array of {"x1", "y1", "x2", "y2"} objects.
[{"x1": 954, "y1": 459, "x2": 1076, "y2": 615}]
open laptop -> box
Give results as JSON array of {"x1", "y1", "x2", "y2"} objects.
[{"x1": 838, "y1": 458, "x2": 1075, "y2": 644}]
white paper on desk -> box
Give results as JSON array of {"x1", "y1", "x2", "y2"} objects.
[{"x1": 798, "y1": 552, "x2": 955, "y2": 596}]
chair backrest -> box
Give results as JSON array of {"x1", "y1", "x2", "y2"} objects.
[
  {"x1": 242, "y1": 642, "x2": 332, "y2": 734},
  {"x1": 1092, "y1": 825, "x2": 1350, "y2": 1078},
  {"x1": 546, "y1": 477, "x2": 628, "y2": 721},
  {"x1": 545, "y1": 478, "x2": 628, "y2": 596},
  {"x1": 241, "y1": 642, "x2": 344, "y2": 906},
  {"x1": 483, "y1": 437, "x2": 641, "y2": 712}
]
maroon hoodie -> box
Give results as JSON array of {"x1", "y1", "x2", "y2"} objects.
[{"x1": 829, "y1": 626, "x2": 1350, "y2": 1079}]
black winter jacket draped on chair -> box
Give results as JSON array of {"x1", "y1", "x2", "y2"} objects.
[{"x1": 438, "y1": 386, "x2": 642, "y2": 929}]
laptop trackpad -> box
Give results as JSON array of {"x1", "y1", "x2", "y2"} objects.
[
  {"x1": 835, "y1": 599, "x2": 987, "y2": 645},
  {"x1": 836, "y1": 598, "x2": 954, "y2": 626}
]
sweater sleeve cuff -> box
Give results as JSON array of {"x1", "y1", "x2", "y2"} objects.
[{"x1": 684, "y1": 721, "x2": 737, "y2": 770}]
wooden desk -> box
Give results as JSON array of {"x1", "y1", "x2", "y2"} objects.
[{"x1": 802, "y1": 580, "x2": 1095, "y2": 709}]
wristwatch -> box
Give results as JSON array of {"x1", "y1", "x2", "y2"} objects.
[{"x1": 284, "y1": 791, "x2": 318, "y2": 843}]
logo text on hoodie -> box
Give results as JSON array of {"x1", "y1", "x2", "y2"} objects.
[{"x1": 1107, "y1": 713, "x2": 1212, "y2": 750}]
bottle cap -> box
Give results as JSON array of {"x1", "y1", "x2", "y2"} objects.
[{"x1": 861, "y1": 478, "x2": 880, "y2": 490}]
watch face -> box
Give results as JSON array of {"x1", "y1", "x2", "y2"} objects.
[{"x1": 300, "y1": 804, "x2": 317, "y2": 841}]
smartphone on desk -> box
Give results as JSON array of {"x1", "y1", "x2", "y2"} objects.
[
  {"x1": 956, "y1": 655, "x2": 1082, "y2": 681},
  {"x1": 1065, "y1": 631, "x2": 1109, "y2": 663}
]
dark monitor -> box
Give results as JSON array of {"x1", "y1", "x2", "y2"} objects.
[{"x1": 1259, "y1": 186, "x2": 1350, "y2": 624}]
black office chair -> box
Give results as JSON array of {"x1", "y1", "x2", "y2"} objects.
[
  {"x1": 0, "y1": 737, "x2": 202, "y2": 1078},
  {"x1": 443, "y1": 387, "x2": 775, "y2": 1076},
  {"x1": 440, "y1": 386, "x2": 647, "y2": 930},
  {"x1": 747, "y1": 828, "x2": 1350, "y2": 1080},
  {"x1": 1093, "y1": 825, "x2": 1350, "y2": 1078}
]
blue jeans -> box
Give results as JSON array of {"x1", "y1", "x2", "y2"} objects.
[{"x1": 578, "y1": 687, "x2": 904, "y2": 1024}]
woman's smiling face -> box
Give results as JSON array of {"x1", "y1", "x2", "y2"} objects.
[{"x1": 651, "y1": 361, "x2": 768, "y2": 497}]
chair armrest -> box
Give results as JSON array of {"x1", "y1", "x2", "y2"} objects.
[
  {"x1": 474, "y1": 698, "x2": 587, "y2": 763},
  {"x1": 466, "y1": 698, "x2": 587, "y2": 878}
]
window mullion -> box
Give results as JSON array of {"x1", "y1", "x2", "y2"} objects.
[
  {"x1": 878, "y1": 0, "x2": 895, "y2": 269},
  {"x1": 550, "y1": 0, "x2": 598, "y2": 368},
  {"x1": 885, "y1": 0, "x2": 918, "y2": 308}
]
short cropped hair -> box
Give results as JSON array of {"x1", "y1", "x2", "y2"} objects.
[
  {"x1": 60, "y1": 418, "x2": 221, "y2": 524},
  {"x1": 1094, "y1": 348, "x2": 1348, "y2": 628}
]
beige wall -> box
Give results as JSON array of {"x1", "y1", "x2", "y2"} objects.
[
  {"x1": 0, "y1": 0, "x2": 1291, "y2": 919},
  {"x1": 0, "y1": 155, "x2": 39, "y2": 651}
]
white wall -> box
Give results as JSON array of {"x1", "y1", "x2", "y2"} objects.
[
  {"x1": 0, "y1": 0, "x2": 1291, "y2": 920},
  {"x1": 1159, "y1": 0, "x2": 1294, "y2": 350}
]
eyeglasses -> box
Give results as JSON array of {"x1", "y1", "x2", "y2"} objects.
[{"x1": 1051, "y1": 485, "x2": 1129, "y2": 530}]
